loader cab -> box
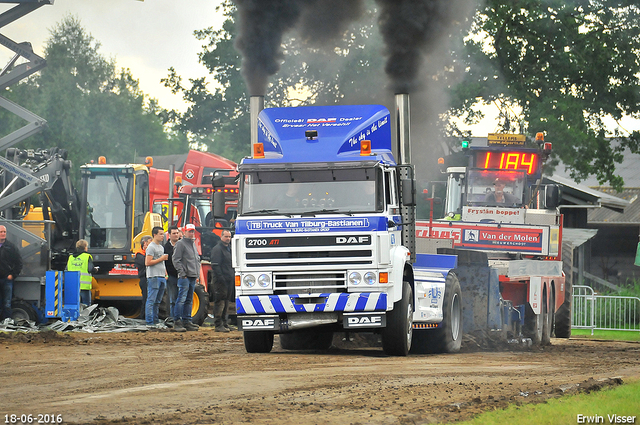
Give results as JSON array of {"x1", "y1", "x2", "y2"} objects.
[{"x1": 79, "y1": 163, "x2": 150, "y2": 270}]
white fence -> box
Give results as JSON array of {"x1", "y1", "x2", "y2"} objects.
[{"x1": 572, "y1": 285, "x2": 640, "y2": 335}]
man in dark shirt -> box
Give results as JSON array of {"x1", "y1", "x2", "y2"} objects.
[
  {"x1": 210, "y1": 229, "x2": 234, "y2": 332},
  {"x1": 0, "y1": 225, "x2": 23, "y2": 320},
  {"x1": 164, "y1": 225, "x2": 181, "y2": 328}
]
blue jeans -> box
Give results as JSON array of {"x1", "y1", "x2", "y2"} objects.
[
  {"x1": 166, "y1": 275, "x2": 178, "y2": 319},
  {"x1": 146, "y1": 276, "x2": 166, "y2": 325},
  {"x1": 80, "y1": 290, "x2": 92, "y2": 306},
  {"x1": 0, "y1": 277, "x2": 12, "y2": 320},
  {"x1": 174, "y1": 277, "x2": 196, "y2": 323}
]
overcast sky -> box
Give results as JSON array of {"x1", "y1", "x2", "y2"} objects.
[{"x1": 0, "y1": 0, "x2": 225, "y2": 112}]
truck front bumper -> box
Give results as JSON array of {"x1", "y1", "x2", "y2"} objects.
[
  {"x1": 236, "y1": 292, "x2": 387, "y2": 315},
  {"x1": 236, "y1": 293, "x2": 388, "y2": 332}
]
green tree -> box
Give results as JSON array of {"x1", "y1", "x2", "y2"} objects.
[
  {"x1": 0, "y1": 16, "x2": 188, "y2": 180},
  {"x1": 450, "y1": 0, "x2": 640, "y2": 189}
]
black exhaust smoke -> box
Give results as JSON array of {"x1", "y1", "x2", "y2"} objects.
[
  {"x1": 234, "y1": 0, "x2": 365, "y2": 96},
  {"x1": 375, "y1": 0, "x2": 454, "y2": 94}
]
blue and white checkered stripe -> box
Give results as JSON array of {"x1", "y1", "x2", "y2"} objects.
[{"x1": 236, "y1": 292, "x2": 388, "y2": 315}]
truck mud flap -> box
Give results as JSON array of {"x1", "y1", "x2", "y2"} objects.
[
  {"x1": 343, "y1": 312, "x2": 386, "y2": 329},
  {"x1": 438, "y1": 248, "x2": 501, "y2": 333},
  {"x1": 239, "y1": 315, "x2": 279, "y2": 331}
]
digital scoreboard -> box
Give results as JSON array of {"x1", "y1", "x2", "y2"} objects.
[{"x1": 473, "y1": 150, "x2": 540, "y2": 176}]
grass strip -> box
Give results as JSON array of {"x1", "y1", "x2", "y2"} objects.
[{"x1": 457, "y1": 379, "x2": 640, "y2": 425}]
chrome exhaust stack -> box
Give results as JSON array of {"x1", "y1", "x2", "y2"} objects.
[
  {"x1": 395, "y1": 93, "x2": 411, "y2": 166},
  {"x1": 395, "y1": 93, "x2": 416, "y2": 261},
  {"x1": 250, "y1": 95, "x2": 264, "y2": 149}
]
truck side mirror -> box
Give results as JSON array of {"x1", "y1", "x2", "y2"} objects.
[
  {"x1": 401, "y1": 178, "x2": 416, "y2": 207},
  {"x1": 212, "y1": 175, "x2": 226, "y2": 188},
  {"x1": 213, "y1": 191, "x2": 226, "y2": 219},
  {"x1": 545, "y1": 184, "x2": 561, "y2": 209}
]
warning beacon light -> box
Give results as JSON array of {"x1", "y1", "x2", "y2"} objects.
[
  {"x1": 98, "y1": 156, "x2": 106, "y2": 164},
  {"x1": 253, "y1": 143, "x2": 265, "y2": 159},
  {"x1": 145, "y1": 156, "x2": 153, "y2": 167},
  {"x1": 360, "y1": 140, "x2": 372, "y2": 156}
]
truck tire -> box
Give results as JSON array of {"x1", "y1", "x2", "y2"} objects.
[
  {"x1": 554, "y1": 282, "x2": 572, "y2": 338},
  {"x1": 191, "y1": 284, "x2": 209, "y2": 326},
  {"x1": 411, "y1": 272, "x2": 462, "y2": 354},
  {"x1": 279, "y1": 329, "x2": 333, "y2": 350},
  {"x1": 244, "y1": 331, "x2": 274, "y2": 353},
  {"x1": 382, "y1": 281, "x2": 413, "y2": 356},
  {"x1": 542, "y1": 291, "x2": 554, "y2": 345},
  {"x1": 11, "y1": 300, "x2": 38, "y2": 322},
  {"x1": 524, "y1": 299, "x2": 544, "y2": 345}
]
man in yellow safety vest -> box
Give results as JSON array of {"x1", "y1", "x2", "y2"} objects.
[{"x1": 66, "y1": 239, "x2": 95, "y2": 306}]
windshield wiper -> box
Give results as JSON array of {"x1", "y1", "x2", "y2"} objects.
[
  {"x1": 301, "y1": 208, "x2": 338, "y2": 217},
  {"x1": 242, "y1": 209, "x2": 292, "y2": 217}
]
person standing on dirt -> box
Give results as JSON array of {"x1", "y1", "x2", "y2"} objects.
[
  {"x1": 210, "y1": 229, "x2": 234, "y2": 333},
  {"x1": 66, "y1": 239, "x2": 96, "y2": 306},
  {"x1": 172, "y1": 223, "x2": 200, "y2": 332},
  {"x1": 135, "y1": 235, "x2": 152, "y2": 320},
  {"x1": 0, "y1": 225, "x2": 22, "y2": 320},
  {"x1": 145, "y1": 227, "x2": 168, "y2": 328},
  {"x1": 164, "y1": 225, "x2": 182, "y2": 330}
]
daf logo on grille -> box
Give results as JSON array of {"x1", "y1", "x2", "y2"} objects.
[{"x1": 336, "y1": 236, "x2": 370, "y2": 244}]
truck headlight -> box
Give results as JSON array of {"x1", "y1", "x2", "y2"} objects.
[
  {"x1": 364, "y1": 271, "x2": 376, "y2": 285},
  {"x1": 258, "y1": 273, "x2": 271, "y2": 287},
  {"x1": 243, "y1": 275, "x2": 256, "y2": 288},
  {"x1": 349, "y1": 272, "x2": 362, "y2": 285}
]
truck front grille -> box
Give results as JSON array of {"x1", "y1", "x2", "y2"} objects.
[
  {"x1": 246, "y1": 249, "x2": 372, "y2": 267},
  {"x1": 273, "y1": 271, "x2": 346, "y2": 295}
]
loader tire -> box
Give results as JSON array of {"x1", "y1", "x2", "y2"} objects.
[
  {"x1": 244, "y1": 331, "x2": 274, "y2": 353},
  {"x1": 279, "y1": 329, "x2": 333, "y2": 350},
  {"x1": 381, "y1": 281, "x2": 413, "y2": 356},
  {"x1": 11, "y1": 300, "x2": 38, "y2": 322},
  {"x1": 554, "y1": 282, "x2": 572, "y2": 338},
  {"x1": 411, "y1": 272, "x2": 462, "y2": 354},
  {"x1": 191, "y1": 284, "x2": 209, "y2": 326}
]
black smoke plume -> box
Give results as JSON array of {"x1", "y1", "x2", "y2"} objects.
[
  {"x1": 234, "y1": 0, "x2": 303, "y2": 96},
  {"x1": 233, "y1": 0, "x2": 365, "y2": 96},
  {"x1": 376, "y1": 0, "x2": 458, "y2": 94}
]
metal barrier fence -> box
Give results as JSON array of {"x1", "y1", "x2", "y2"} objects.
[{"x1": 572, "y1": 285, "x2": 640, "y2": 335}]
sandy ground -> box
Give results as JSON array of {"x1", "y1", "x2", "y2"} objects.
[{"x1": 1, "y1": 329, "x2": 639, "y2": 425}]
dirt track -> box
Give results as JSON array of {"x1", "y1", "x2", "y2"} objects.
[{"x1": 1, "y1": 330, "x2": 639, "y2": 425}]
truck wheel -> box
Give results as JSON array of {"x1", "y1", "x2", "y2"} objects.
[
  {"x1": 411, "y1": 272, "x2": 462, "y2": 354},
  {"x1": 554, "y1": 282, "x2": 572, "y2": 338},
  {"x1": 191, "y1": 284, "x2": 210, "y2": 325},
  {"x1": 244, "y1": 331, "x2": 274, "y2": 353},
  {"x1": 542, "y1": 291, "x2": 554, "y2": 345},
  {"x1": 382, "y1": 281, "x2": 413, "y2": 356},
  {"x1": 11, "y1": 300, "x2": 38, "y2": 322},
  {"x1": 524, "y1": 300, "x2": 544, "y2": 345},
  {"x1": 279, "y1": 329, "x2": 333, "y2": 350}
]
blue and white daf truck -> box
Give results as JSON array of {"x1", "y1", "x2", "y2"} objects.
[{"x1": 233, "y1": 95, "x2": 462, "y2": 355}]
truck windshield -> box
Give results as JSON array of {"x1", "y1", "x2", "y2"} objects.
[
  {"x1": 240, "y1": 167, "x2": 381, "y2": 214},
  {"x1": 466, "y1": 169, "x2": 526, "y2": 207},
  {"x1": 84, "y1": 173, "x2": 130, "y2": 249},
  {"x1": 191, "y1": 198, "x2": 211, "y2": 227}
]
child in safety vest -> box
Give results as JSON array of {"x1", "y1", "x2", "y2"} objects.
[{"x1": 66, "y1": 239, "x2": 95, "y2": 306}]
